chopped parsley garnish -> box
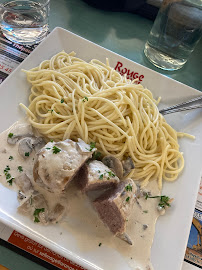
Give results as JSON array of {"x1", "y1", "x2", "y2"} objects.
[
  {"x1": 46, "y1": 147, "x2": 51, "y2": 150},
  {"x1": 143, "y1": 210, "x2": 148, "y2": 213},
  {"x1": 7, "y1": 178, "x2": 14, "y2": 186},
  {"x1": 8, "y1": 133, "x2": 13, "y2": 138},
  {"x1": 98, "y1": 243, "x2": 102, "y2": 247},
  {"x1": 52, "y1": 146, "x2": 61, "y2": 154},
  {"x1": 126, "y1": 197, "x2": 130, "y2": 202},
  {"x1": 48, "y1": 109, "x2": 54, "y2": 114},
  {"x1": 98, "y1": 170, "x2": 101, "y2": 173},
  {"x1": 107, "y1": 171, "x2": 115, "y2": 178},
  {"x1": 25, "y1": 152, "x2": 30, "y2": 157},
  {"x1": 145, "y1": 194, "x2": 172, "y2": 209},
  {"x1": 4, "y1": 165, "x2": 10, "y2": 174},
  {"x1": 92, "y1": 151, "x2": 102, "y2": 160},
  {"x1": 34, "y1": 217, "x2": 40, "y2": 223},
  {"x1": 51, "y1": 139, "x2": 54, "y2": 143},
  {"x1": 9, "y1": 156, "x2": 13, "y2": 161},
  {"x1": 82, "y1": 96, "x2": 88, "y2": 102},
  {"x1": 99, "y1": 174, "x2": 104, "y2": 180},
  {"x1": 18, "y1": 166, "x2": 23, "y2": 172},
  {"x1": 6, "y1": 173, "x2": 11, "y2": 180},
  {"x1": 89, "y1": 142, "x2": 96, "y2": 151},
  {"x1": 4, "y1": 165, "x2": 14, "y2": 185},
  {"x1": 34, "y1": 208, "x2": 45, "y2": 223},
  {"x1": 61, "y1": 98, "x2": 64, "y2": 103},
  {"x1": 125, "y1": 184, "x2": 133, "y2": 192}
]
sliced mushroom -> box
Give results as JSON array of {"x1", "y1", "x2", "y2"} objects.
[
  {"x1": 18, "y1": 137, "x2": 45, "y2": 159},
  {"x1": 15, "y1": 173, "x2": 34, "y2": 195},
  {"x1": 32, "y1": 137, "x2": 46, "y2": 152},
  {"x1": 102, "y1": 156, "x2": 123, "y2": 179},
  {"x1": 122, "y1": 157, "x2": 135, "y2": 177},
  {"x1": 48, "y1": 203, "x2": 66, "y2": 223},
  {"x1": 18, "y1": 192, "x2": 49, "y2": 225},
  {"x1": 18, "y1": 137, "x2": 33, "y2": 158},
  {"x1": 18, "y1": 191, "x2": 27, "y2": 202},
  {"x1": 7, "y1": 123, "x2": 33, "y2": 145}
]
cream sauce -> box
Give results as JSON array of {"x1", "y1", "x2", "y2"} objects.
[{"x1": 0, "y1": 119, "x2": 162, "y2": 270}]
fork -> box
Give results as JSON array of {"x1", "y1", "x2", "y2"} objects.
[{"x1": 159, "y1": 95, "x2": 202, "y2": 115}]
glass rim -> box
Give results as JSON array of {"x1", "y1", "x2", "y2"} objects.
[{"x1": 0, "y1": 0, "x2": 50, "y2": 11}]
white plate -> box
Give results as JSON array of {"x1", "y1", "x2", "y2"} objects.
[{"x1": 0, "y1": 27, "x2": 202, "y2": 270}]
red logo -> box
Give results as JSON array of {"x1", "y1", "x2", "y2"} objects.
[{"x1": 115, "y1": 62, "x2": 144, "y2": 84}]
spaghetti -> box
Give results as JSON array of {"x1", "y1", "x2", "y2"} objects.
[{"x1": 21, "y1": 51, "x2": 188, "y2": 189}]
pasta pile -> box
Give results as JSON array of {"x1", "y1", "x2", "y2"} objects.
[{"x1": 21, "y1": 51, "x2": 186, "y2": 189}]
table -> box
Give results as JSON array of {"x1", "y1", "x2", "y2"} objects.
[{"x1": 0, "y1": 0, "x2": 201, "y2": 269}]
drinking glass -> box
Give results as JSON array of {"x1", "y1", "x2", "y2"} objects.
[
  {"x1": 144, "y1": 0, "x2": 202, "y2": 71},
  {"x1": 0, "y1": 0, "x2": 50, "y2": 45}
]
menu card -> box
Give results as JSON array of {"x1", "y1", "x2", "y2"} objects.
[{"x1": 0, "y1": 31, "x2": 200, "y2": 270}]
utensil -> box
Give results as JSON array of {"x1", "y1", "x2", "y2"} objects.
[{"x1": 159, "y1": 95, "x2": 202, "y2": 115}]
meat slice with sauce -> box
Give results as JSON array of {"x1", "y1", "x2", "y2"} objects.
[
  {"x1": 75, "y1": 160, "x2": 120, "y2": 192},
  {"x1": 93, "y1": 179, "x2": 136, "y2": 242},
  {"x1": 33, "y1": 139, "x2": 96, "y2": 193}
]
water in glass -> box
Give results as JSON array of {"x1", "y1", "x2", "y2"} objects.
[{"x1": 0, "y1": 0, "x2": 50, "y2": 45}]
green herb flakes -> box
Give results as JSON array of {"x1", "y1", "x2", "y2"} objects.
[
  {"x1": 92, "y1": 151, "x2": 102, "y2": 160},
  {"x1": 99, "y1": 174, "x2": 104, "y2": 180},
  {"x1": 25, "y1": 152, "x2": 30, "y2": 157},
  {"x1": 18, "y1": 166, "x2": 23, "y2": 172},
  {"x1": 89, "y1": 142, "x2": 96, "y2": 151},
  {"x1": 4, "y1": 165, "x2": 10, "y2": 174},
  {"x1": 82, "y1": 96, "x2": 88, "y2": 102},
  {"x1": 33, "y1": 208, "x2": 45, "y2": 223},
  {"x1": 98, "y1": 243, "x2": 102, "y2": 247},
  {"x1": 8, "y1": 133, "x2": 13, "y2": 138},
  {"x1": 107, "y1": 171, "x2": 115, "y2": 178},
  {"x1": 126, "y1": 197, "x2": 130, "y2": 202},
  {"x1": 52, "y1": 146, "x2": 61, "y2": 154},
  {"x1": 145, "y1": 193, "x2": 172, "y2": 209},
  {"x1": 125, "y1": 184, "x2": 132, "y2": 192},
  {"x1": 7, "y1": 178, "x2": 14, "y2": 186},
  {"x1": 61, "y1": 98, "x2": 64, "y2": 103},
  {"x1": 6, "y1": 173, "x2": 11, "y2": 180}
]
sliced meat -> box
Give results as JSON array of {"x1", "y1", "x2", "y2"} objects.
[
  {"x1": 75, "y1": 160, "x2": 120, "y2": 192},
  {"x1": 93, "y1": 179, "x2": 136, "y2": 237},
  {"x1": 33, "y1": 139, "x2": 95, "y2": 193}
]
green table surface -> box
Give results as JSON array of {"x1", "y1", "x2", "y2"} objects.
[{"x1": 0, "y1": 0, "x2": 201, "y2": 269}]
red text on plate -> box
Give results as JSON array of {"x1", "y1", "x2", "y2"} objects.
[{"x1": 115, "y1": 62, "x2": 144, "y2": 84}]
